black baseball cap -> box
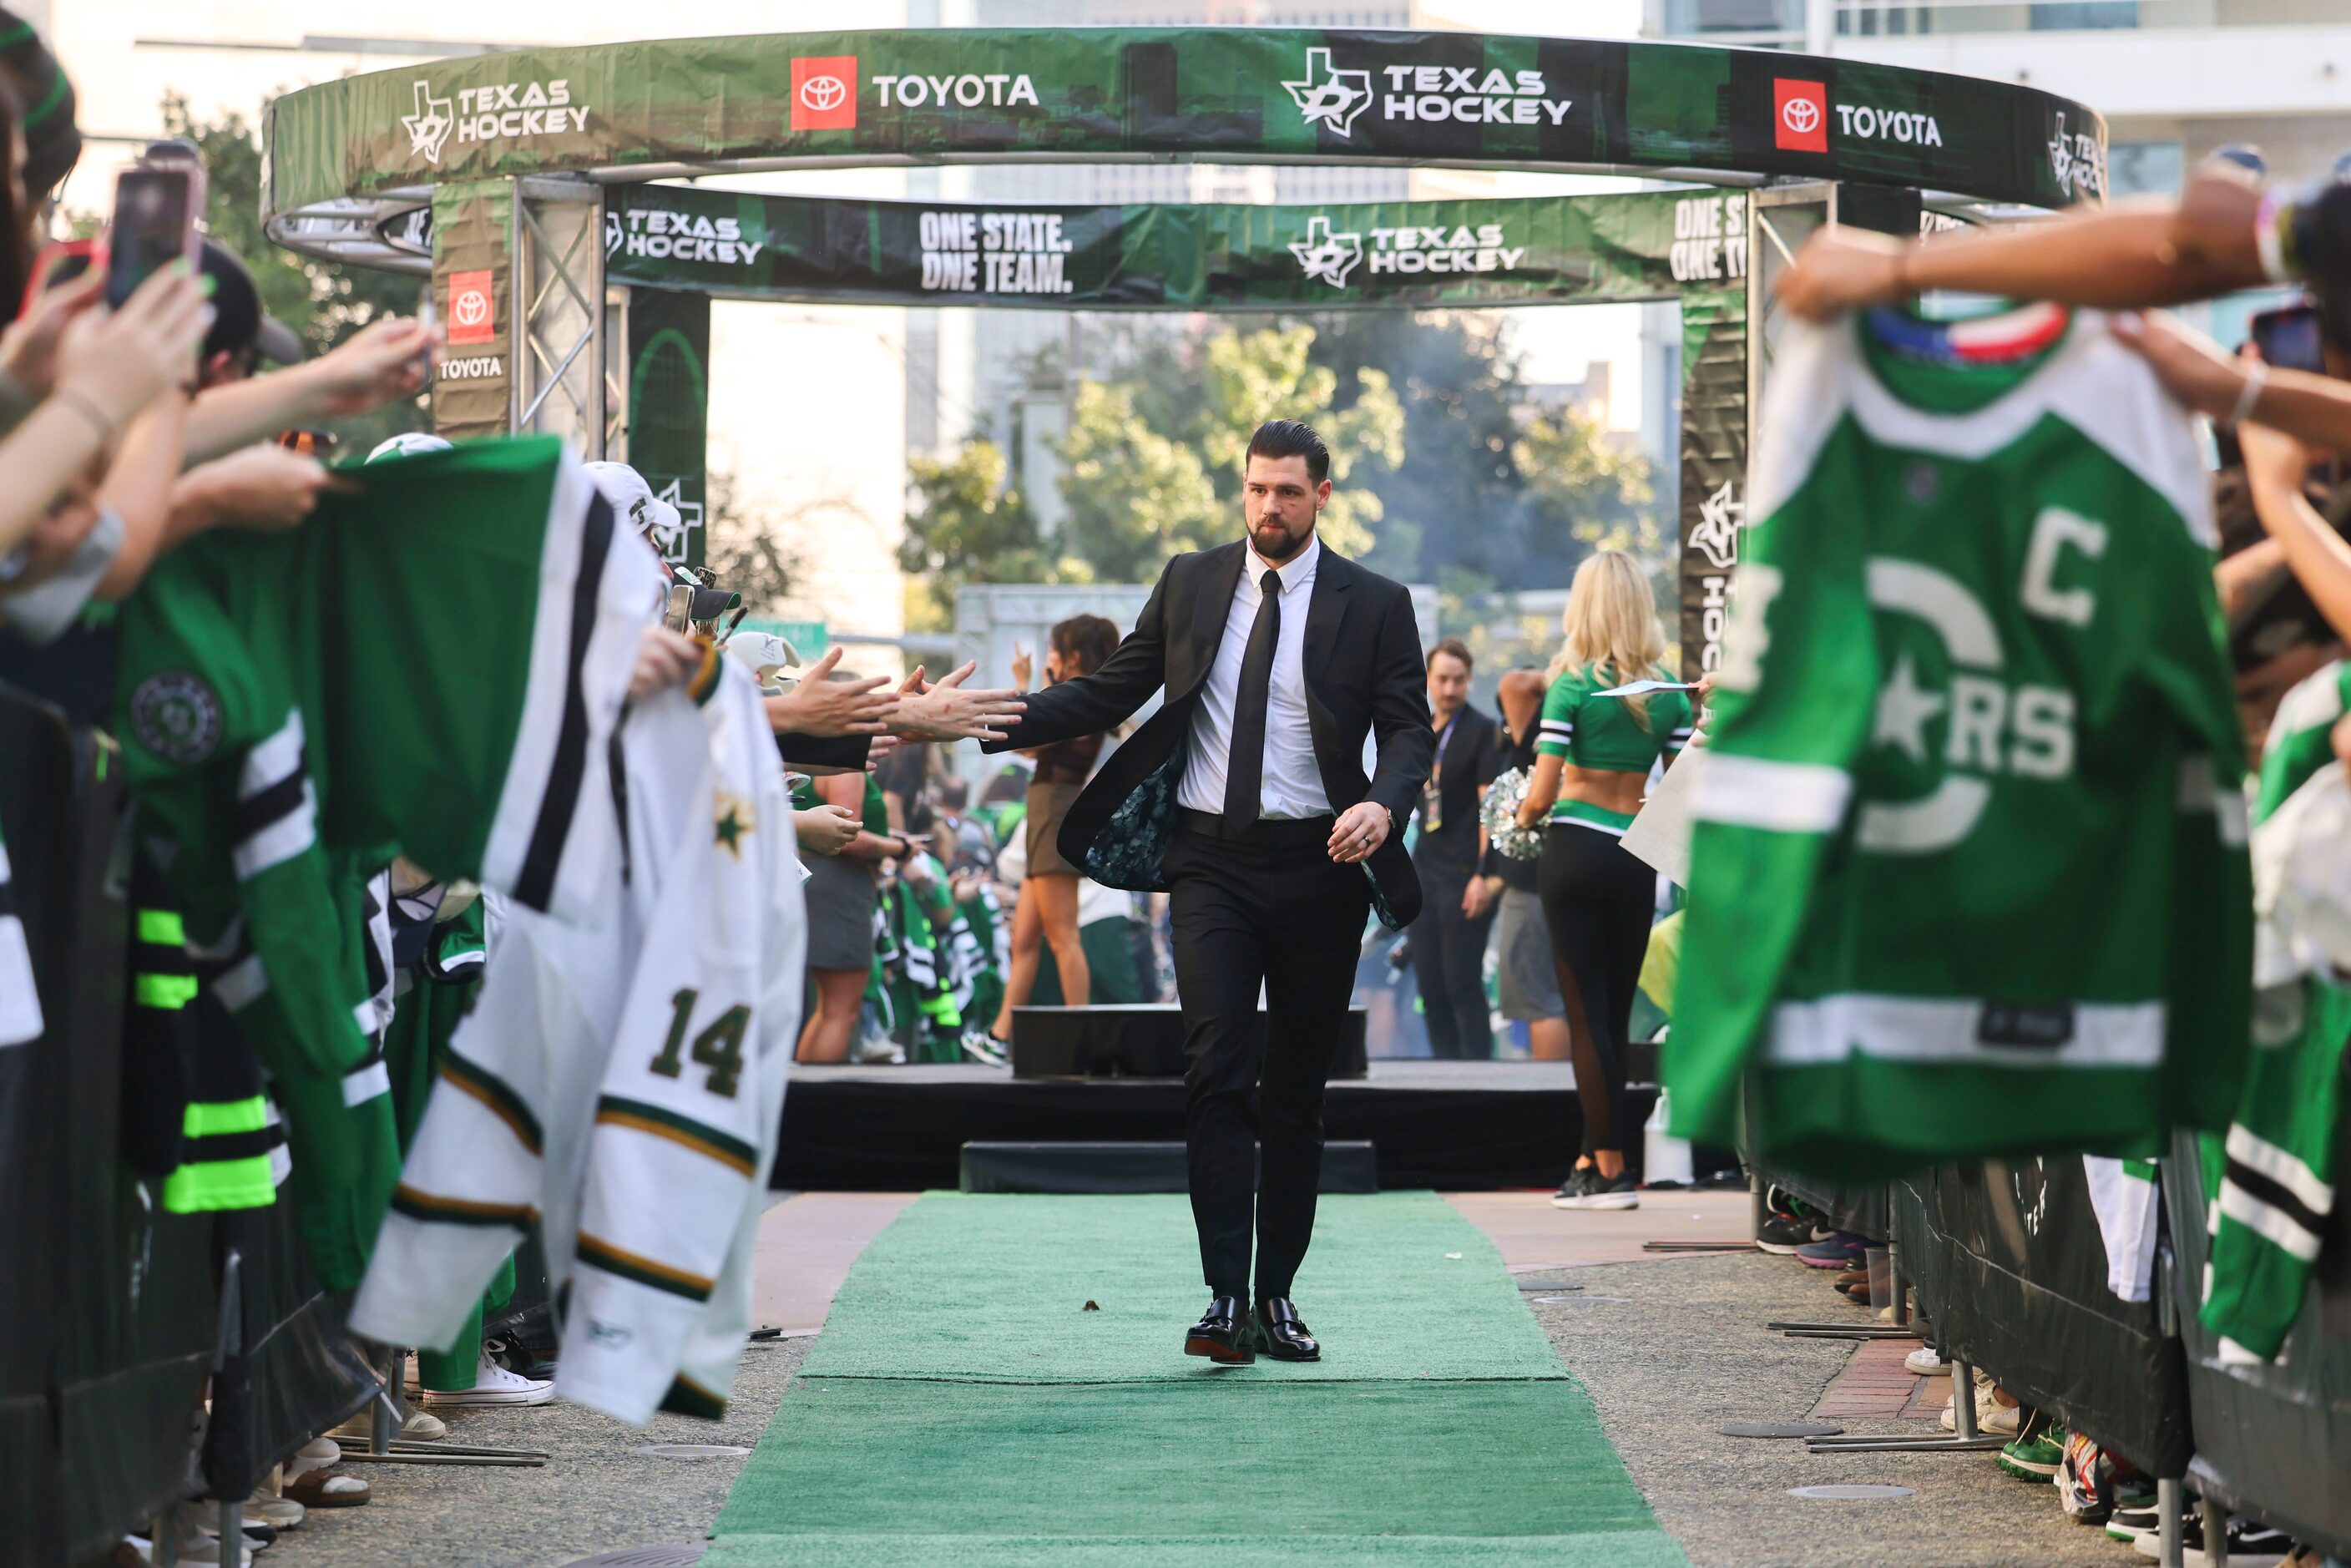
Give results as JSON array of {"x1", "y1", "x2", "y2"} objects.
[
  {"x1": 197, "y1": 237, "x2": 260, "y2": 364},
  {"x1": 193, "y1": 236, "x2": 300, "y2": 367}
]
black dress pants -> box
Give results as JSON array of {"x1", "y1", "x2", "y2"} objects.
[
  {"x1": 1166, "y1": 817, "x2": 1371, "y2": 1302},
  {"x1": 1408, "y1": 869, "x2": 1494, "y2": 1060}
]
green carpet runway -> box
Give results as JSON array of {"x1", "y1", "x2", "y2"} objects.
[{"x1": 703, "y1": 1191, "x2": 1686, "y2": 1565}]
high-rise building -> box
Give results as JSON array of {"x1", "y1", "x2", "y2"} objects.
[{"x1": 1641, "y1": 0, "x2": 2351, "y2": 506}]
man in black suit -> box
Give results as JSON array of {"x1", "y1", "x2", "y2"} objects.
[
  {"x1": 1408, "y1": 638, "x2": 1502, "y2": 1060},
  {"x1": 984, "y1": 419, "x2": 1433, "y2": 1365}
]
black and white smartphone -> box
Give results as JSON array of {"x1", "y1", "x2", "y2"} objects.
[{"x1": 105, "y1": 162, "x2": 204, "y2": 311}]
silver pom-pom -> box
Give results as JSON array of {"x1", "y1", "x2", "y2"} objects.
[{"x1": 1481, "y1": 766, "x2": 1545, "y2": 861}]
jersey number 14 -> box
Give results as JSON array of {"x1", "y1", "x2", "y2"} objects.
[{"x1": 650, "y1": 988, "x2": 749, "y2": 1099}]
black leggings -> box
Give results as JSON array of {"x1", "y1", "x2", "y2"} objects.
[{"x1": 1537, "y1": 821, "x2": 1655, "y2": 1156}]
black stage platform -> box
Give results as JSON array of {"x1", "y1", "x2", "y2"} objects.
[{"x1": 771, "y1": 1060, "x2": 1659, "y2": 1191}]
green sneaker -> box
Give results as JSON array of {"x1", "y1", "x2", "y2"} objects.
[{"x1": 1997, "y1": 1413, "x2": 2066, "y2": 1480}]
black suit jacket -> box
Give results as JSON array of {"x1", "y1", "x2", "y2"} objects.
[
  {"x1": 983, "y1": 539, "x2": 1435, "y2": 928},
  {"x1": 775, "y1": 731, "x2": 871, "y2": 772},
  {"x1": 1413, "y1": 703, "x2": 1500, "y2": 885}
]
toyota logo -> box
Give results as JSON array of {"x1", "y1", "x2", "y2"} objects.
[
  {"x1": 799, "y1": 73, "x2": 847, "y2": 114},
  {"x1": 452, "y1": 289, "x2": 489, "y2": 328},
  {"x1": 1782, "y1": 97, "x2": 1820, "y2": 136}
]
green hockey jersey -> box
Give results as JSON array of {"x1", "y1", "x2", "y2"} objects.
[
  {"x1": 114, "y1": 437, "x2": 656, "y2": 1284},
  {"x1": 1671, "y1": 305, "x2": 2251, "y2": 1177},
  {"x1": 2197, "y1": 977, "x2": 2346, "y2": 1362},
  {"x1": 2256, "y1": 658, "x2": 2351, "y2": 819},
  {"x1": 2197, "y1": 668, "x2": 2351, "y2": 1361},
  {"x1": 882, "y1": 854, "x2": 963, "y2": 1061}
]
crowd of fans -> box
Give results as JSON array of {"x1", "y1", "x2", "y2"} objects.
[
  {"x1": 0, "y1": 15, "x2": 1041, "y2": 1555},
  {"x1": 8, "y1": 0, "x2": 2351, "y2": 1550}
]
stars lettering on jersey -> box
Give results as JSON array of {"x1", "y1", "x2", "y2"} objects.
[
  {"x1": 712, "y1": 791, "x2": 756, "y2": 860},
  {"x1": 1873, "y1": 651, "x2": 1946, "y2": 767}
]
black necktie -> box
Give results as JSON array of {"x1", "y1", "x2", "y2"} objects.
[{"x1": 1225, "y1": 568, "x2": 1282, "y2": 829}]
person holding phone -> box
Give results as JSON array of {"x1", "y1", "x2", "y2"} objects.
[
  {"x1": 0, "y1": 263, "x2": 209, "y2": 564},
  {"x1": 1514, "y1": 551, "x2": 1691, "y2": 1211}
]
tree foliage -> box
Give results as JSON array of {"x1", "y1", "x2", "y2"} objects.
[
  {"x1": 1295, "y1": 311, "x2": 1520, "y2": 583},
  {"x1": 1056, "y1": 321, "x2": 1403, "y2": 584},
  {"x1": 1046, "y1": 312, "x2": 1647, "y2": 592},
  {"x1": 1513, "y1": 403, "x2": 1665, "y2": 570},
  {"x1": 701, "y1": 463, "x2": 811, "y2": 618},
  {"x1": 1054, "y1": 381, "x2": 1221, "y2": 584},
  {"x1": 899, "y1": 438, "x2": 1084, "y2": 630},
  {"x1": 162, "y1": 94, "x2": 431, "y2": 451}
]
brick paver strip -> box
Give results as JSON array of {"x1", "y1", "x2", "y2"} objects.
[{"x1": 1808, "y1": 1336, "x2": 1928, "y2": 1420}]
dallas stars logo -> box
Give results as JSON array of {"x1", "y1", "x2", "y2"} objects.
[
  {"x1": 650, "y1": 477, "x2": 703, "y2": 566},
  {"x1": 402, "y1": 80, "x2": 455, "y2": 165},
  {"x1": 713, "y1": 790, "x2": 756, "y2": 860},
  {"x1": 1873, "y1": 651, "x2": 1944, "y2": 769},
  {"x1": 1690, "y1": 479, "x2": 1746, "y2": 570},
  {"x1": 1282, "y1": 48, "x2": 1373, "y2": 140},
  {"x1": 1288, "y1": 215, "x2": 1364, "y2": 289}
]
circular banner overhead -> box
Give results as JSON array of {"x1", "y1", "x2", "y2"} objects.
[
  {"x1": 263, "y1": 28, "x2": 2106, "y2": 250},
  {"x1": 600, "y1": 184, "x2": 1752, "y2": 311}
]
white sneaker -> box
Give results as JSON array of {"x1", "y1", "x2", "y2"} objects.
[
  {"x1": 1938, "y1": 1379, "x2": 2003, "y2": 1433},
  {"x1": 1903, "y1": 1346, "x2": 1951, "y2": 1376},
  {"x1": 163, "y1": 1504, "x2": 255, "y2": 1565},
  {"x1": 418, "y1": 1351, "x2": 554, "y2": 1406},
  {"x1": 848, "y1": 1032, "x2": 906, "y2": 1065},
  {"x1": 1979, "y1": 1399, "x2": 2023, "y2": 1437},
  {"x1": 331, "y1": 1405, "x2": 445, "y2": 1443}
]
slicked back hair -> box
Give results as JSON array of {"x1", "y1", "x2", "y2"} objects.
[{"x1": 1244, "y1": 418, "x2": 1330, "y2": 487}]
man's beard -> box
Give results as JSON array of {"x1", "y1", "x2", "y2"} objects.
[{"x1": 1251, "y1": 518, "x2": 1309, "y2": 563}]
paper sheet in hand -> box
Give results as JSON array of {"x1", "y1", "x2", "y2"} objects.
[
  {"x1": 1591, "y1": 679, "x2": 1701, "y2": 698},
  {"x1": 1620, "y1": 751, "x2": 1701, "y2": 888}
]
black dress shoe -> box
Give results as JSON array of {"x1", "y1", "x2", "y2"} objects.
[
  {"x1": 1184, "y1": 1294, "x2": 1255, "y2": 1363},
  {"x1": 1253, "y1": 1297, "x2": 1320, "y2": 1362}
]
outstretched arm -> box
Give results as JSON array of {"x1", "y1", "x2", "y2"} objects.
[
  {"x1": 1774, "y1": 169, "x2": 2267, "y2": 324},
  {"x1": 980, "y1": 560, "x2": 1173, "y2": 753}
]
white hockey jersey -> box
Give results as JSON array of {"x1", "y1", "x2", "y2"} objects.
[
  {"x1": 351, "y1": 660, "x2": 805, "y2": 1424},
  {"x1": 0, "y1": 832, "x2": 38, "y2": 1048},
  {"x1": 2083, "y1": 1155, "x2": 2161, "y2": 1302}
]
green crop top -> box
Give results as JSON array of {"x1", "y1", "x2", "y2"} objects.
[{"x1": 1535, "y1": 663, "x2": 1692, "y2": 776}]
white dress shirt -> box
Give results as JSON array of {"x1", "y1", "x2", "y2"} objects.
[{"x1": 1180, "y1": 535, "x2": 1333, "y2": 819}]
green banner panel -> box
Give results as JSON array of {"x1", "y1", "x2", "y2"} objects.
[
  {"x1": 1677, "y1": 287, "x2": 1749, "y2": 677},
  {"x1": 604, "y1": 185, "x2": 1747, "y2": 311},
  {"x1": 429, "y1": 178, "x2": 512, "y2": 442},
  {"x1": 624, "y1": 286, "x2": 710, "y2": 571},
  {"x1": 265, "y1": 29, "x2": 2105, "y2": 220}
]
